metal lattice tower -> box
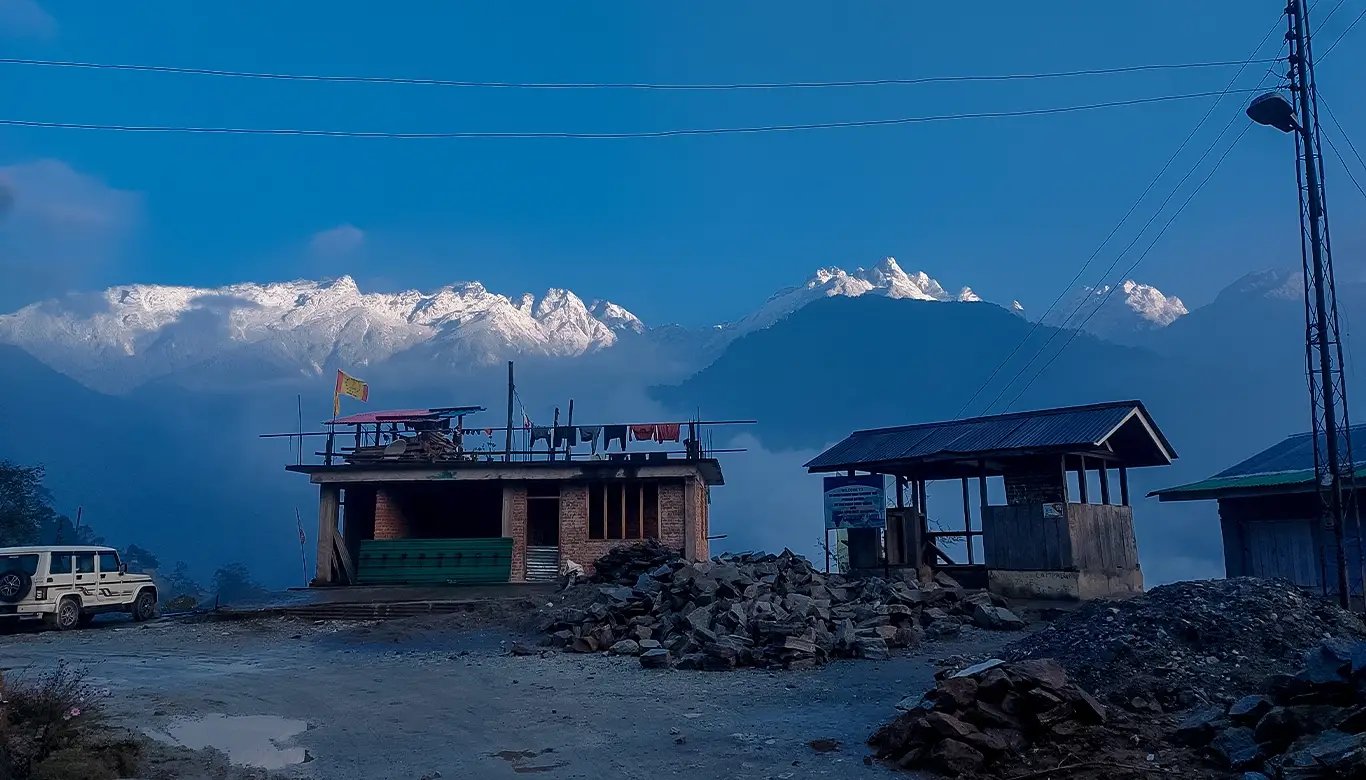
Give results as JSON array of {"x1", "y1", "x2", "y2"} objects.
[{"x1": 1282, "y1": 0, "x2": 1356, "y2": 607}]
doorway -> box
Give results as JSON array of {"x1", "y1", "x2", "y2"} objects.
[{"x1": 526, "y1": 482, "x2": 560, "y2": 582}]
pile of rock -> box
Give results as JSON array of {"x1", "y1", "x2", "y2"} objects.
[
  {"x1": 540, "y1": 545, "x2": 1025, "y2": 670},
  {"x1": 868, "y1": 658, "x2": 1107, "y2": 777},
  {"x1": 1174, "y1": 638, "x2": 1366, "y2": 778},
  {"x1": 1007, "y1": 578, "x2": 1366, "y2": 711}
]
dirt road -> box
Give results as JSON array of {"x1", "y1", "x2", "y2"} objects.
[{"x1": 2, "y1": 616, "x2": 1014, "y2": 779}]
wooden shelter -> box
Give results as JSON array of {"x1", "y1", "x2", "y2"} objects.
[
  {"x1": 1151, "y1": 425, "x2": 1366, "y2": 598},
  {"x1": 805, "y1": 401, "x2": 1177, "y2": 600}
]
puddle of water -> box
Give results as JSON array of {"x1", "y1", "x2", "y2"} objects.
[{"x1": 149, "y1": 714, "x2": 309, "y2": 769}]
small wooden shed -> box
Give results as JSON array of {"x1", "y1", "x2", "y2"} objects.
[
  {"x1": 1150, "y1": 425, "x2": 1366, "y2": 598},
  {"x1": 806, "y1": 401, "x2": 1177, "y2": 600}
]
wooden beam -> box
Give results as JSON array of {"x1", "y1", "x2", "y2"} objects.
[
  {"x1": 1077, "y1": 455, "x2": 1089, "y2": 504},
  {"x1": 1119, "y1": 466, "x2": 1130, "y2": 506},
  {"x1": 1099, "y1": 461, "x2": 1111, "y2": 505},
  {"x1": 333, "y1": 533, "x2": 356, "y2": 585},
  {"x1": 961, "y1": 478, "x2": 975, "y2": 565}
]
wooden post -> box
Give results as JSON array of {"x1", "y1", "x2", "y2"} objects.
[
  {"x1": 564, "y1": 399, "x2": 575, "y2": 461},
  {"x1": 1099, "y1": 461, "x2": 1111, "y2": 504},
  {"x1": 1060, "y1": 455, "x2": 1070, "y2": 503},
  {"x1": 550, "y1": 407, "x2": 560, "y2": 462},
  {"x1": 504, "y1": 361, "x2": 515, "y2": 462},
  {"x1": 314, "y1": 484, "x2": 341, "y2": 585},
  {"x1": 1119, "y1": 465, "x2": 1130, "y2": 506},
  {"x1": 961, "y1": 477, "x2": 975, "y2": 565},
  {"x1": 1077, "y1": 455, "x2": 1089, "y2": 504}
]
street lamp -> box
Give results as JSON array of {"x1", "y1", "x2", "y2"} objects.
[{"x1": 1246, "y1": 91, "x2": 1297, "y2": 134}]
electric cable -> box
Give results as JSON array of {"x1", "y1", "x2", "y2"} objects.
[
  {"x1": 1320, "y1": 5, "x2": 1366, "y2": 60},
  {"x1": 0, "y1": 56, "x2": 1286, "y2": 91},
  {"x1": 953, "y1": 17, "x2": 1286, "y2": 419},
  {"x1": 998, "y1": 123, "x2": 1253, "y2": 413},
  {"x1": 0, "y1": 88, "x2": 1272, "y2": 140},
  {"x1": 1319, "y1": 97, "x2": 1366, "y2": 184}
]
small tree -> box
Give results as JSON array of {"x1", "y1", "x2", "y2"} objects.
[
  {"x1": 122, "y1": 544, "x2": 161, "y2": 573},
  {"x1": 0, "y1": 461, "x2": 58, "y2": 546},
  {"x1": 211, "y1": 563, "x2": 267, "y2": 604}
]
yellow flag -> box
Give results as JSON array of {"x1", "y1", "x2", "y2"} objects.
[{"x1": 334, "y1": 370, "x2": 369, "y2": 416}]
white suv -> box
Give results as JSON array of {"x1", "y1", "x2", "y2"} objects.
[{"x1": 0, "y1": 546, "x2": 158, "y2": 631}]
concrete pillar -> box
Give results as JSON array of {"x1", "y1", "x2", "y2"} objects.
[{"x1": 683, "y1": 477, "x2": 698, "y2": 561}]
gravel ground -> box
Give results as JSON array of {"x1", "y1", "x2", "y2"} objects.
[{"x1": 1, "y1": 615, "x2": 1018, "y2": 780}]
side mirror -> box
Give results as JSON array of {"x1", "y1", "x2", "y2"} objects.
[{"x1": 119, "y1": 563, "x2": 127, "y2": 574}]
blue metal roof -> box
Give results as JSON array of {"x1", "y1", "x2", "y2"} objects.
[
  {"x1": 1151, "y1": 424, "x2": 1366, "y2": 501},
  {"x1": 805, "y1": 401, "x2": 1175, "y2": 474}
]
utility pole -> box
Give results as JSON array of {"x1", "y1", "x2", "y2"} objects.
[
  {"x1": 1248, "y1": 0, "x2": 1357, "y2": 607},
  {"x1": 504, "y1": 361, "x2": 515, "y2": 462}
]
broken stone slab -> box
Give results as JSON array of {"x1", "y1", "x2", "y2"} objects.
[
  {"x1": 639, "y1": 648, "x2": 671, "y2": 669},
  {"x1": 609, "y1": 639, "x2": 641, "y2": 656},
  {"x1": 972, "y1": 603, "x2": 1026, "y2": 631},
  {"x1": 1210, "y1": 726, "x2": 1263, "y2": 770},
  {"x1": 950, "y1": 658, "x2": 1006, "y2": 679},
  {"x1": 1174, "y1": 706, "x2": 1230, "y2": 747},
  {"x1": 1229, "y1": 695, "x2": 1275, "y2": 726},
  {"x1": 926, "y1": 711, "x2": 978, "y2": 740},
  {"x1": 1009, "y1": 658, "x2": 1069, "y2": 692}
]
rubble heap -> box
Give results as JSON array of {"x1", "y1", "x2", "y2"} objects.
[
  {"x1": 1007, "y1": 578, "x2": 1366, "y2": 711},
  {"x1": 1175, "y1": 637, "x2": 1366, "y2": 778},
  {"x1": 539, "y1": 544, "x2": 1026, "y2": 670},
  {"x1": 868, "y1": 658, "x2": 1109, "y2": 777}
]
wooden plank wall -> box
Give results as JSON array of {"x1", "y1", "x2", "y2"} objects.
[
  {"x1": 1067, "y1": 504, "x2": 1140, "y2": 573},
  {"x1": 981, "y1": 504, "x2": 1072, "y2": 570}
]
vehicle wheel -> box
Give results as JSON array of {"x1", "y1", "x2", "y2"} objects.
[
  {"x1": 132, "y1": 590, "x2": 157, "y2": 622},
  {"x1": 54, "y1": 597, "x2": 81, "y2": 631},
  {"x1": 0, "y1": 569, "x2": 31, "y2": 604}
]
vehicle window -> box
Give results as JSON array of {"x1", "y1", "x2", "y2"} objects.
[
  {"x1": 0, "y1": 554, "x2": 39, "y2": 575},
  {"x1": 98, "y1": 552, "x2": 120, "y2": 573},
  {"x1": 75, "y1": 553, "x2": 96, "y2": 574},
  {"x1": 49, "y1": 554, "x2": 72, "y2": 574}
]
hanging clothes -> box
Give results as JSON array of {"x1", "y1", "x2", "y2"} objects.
[
  {"x1": 578, "y1": 426, "x2": 602, "y2": 454},
  {"x1": 604, "y1": 425, "x2": 629, "y2": 451},
  {"x1": 531, "y1": 426, "x2": 552, "y2": 448},
  {"x1": 631, "y1": 424, "x2": 658, "y2": 442},
  {"x1": 656, "y1": 423, "x2": 681, "y2": 442},
  {"x1": 482, "y1": 428, "x2": 494, "y2": 437},
  {"x1": 553, "y1": 426, "x2": 577, "y2": 447}
]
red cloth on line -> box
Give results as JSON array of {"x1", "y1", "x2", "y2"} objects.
[
  {"x1": 631, "y1": 424, "x2": 658, "y2": 442},
  {"x1": 656, "y1": 423, "x2": 681, "y2": 442}
]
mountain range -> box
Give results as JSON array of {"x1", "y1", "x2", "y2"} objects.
[
  {"x1": 1, "y1": 256, "x2": 1198, "y2": 393},
  {"x1": 0, "y1": 256, "x2": 1345, "y2": 589}
]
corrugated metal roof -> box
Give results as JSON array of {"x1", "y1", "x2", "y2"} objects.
[
  {"x1": 805, "y1": 400, "x2": 1174, "y2": 472},
  {"x1": 1151, "y1": 424, "x2": 1366, "y2": 500},
  {"x1": 328, "y1": 406, "x2": 486, "y2": 425}
]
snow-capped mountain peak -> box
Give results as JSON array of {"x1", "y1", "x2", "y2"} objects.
[
  {"x1": 589, "y1": 300, "x2": 646, "y2": 334},
  {"x1": 733, "y1": 257, "x2": 982, "y2": 334},
  {"x1": 1042, "y1": 279, "x2": 1188, "y2": 341}
]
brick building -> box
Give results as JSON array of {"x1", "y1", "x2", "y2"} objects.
[{"x1": 284, "y1": 408, "x2": 723, "y2": 586}]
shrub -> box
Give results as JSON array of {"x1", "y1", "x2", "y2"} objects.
[{"x1": 0, "y1": 662, "x2": 125, "y2": 780}]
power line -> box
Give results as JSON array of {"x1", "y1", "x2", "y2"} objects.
[
  {"x1": 999, "y1": 123, "x2": 1252, "y2": 413},
  {"x1": 0, "y1": 88, "x2": 1270, "y2": 140},
  {"x1": 1318, "y1": 95, "x2": 1366, "y2": 202},
  {"x1": 1320, "y1": 5, "x2": 1366, "y2": 60},
  {"x1": 953, "y1": 18, "x2": 1285, "y2": 419},
  {"x1": 1323, "y1": 129, "x2": 1366, "y2": 203},
  {"x1": 0, "y1": 56, "x2": 1285, "y2": 91}
]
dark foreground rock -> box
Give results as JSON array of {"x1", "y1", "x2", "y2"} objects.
[
  {"x1": 869, "y1": 658, "x2": 1110, "y2": 777},
  {"x1": 1180, "y1": 637, "x2": 1366, "y2": 778},
  {"x1": 1006, "y1": 578, "x2": 1366, "y2": 711},
  {"x1": 539, "y1": 542, "x2": 1025, "y2": 670}
]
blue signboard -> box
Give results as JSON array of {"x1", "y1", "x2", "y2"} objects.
[{"x1": 823, "y1": 474, "x2": 886, "y2": 530}]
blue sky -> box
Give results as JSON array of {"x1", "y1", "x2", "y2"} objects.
[{"x1": 0, "y1": 0, "x2": 1363, "y2": 323}]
